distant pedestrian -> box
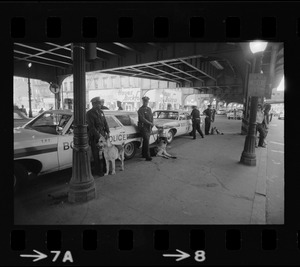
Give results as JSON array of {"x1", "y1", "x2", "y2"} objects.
[
  {"x1": 233, "y1": 108, "x2": 237, "y2": 120},
  {"x1": 167, "y1": 103, "x2": 172, "y2": 110},
  {"x1": 256, "y1": 104, "x2": 266, "y2": 148},
  {"x1": 191, "y1": 105, "x2": 204, "y2": 139},
  {"x1": 138, "y1": 96, "x2": 154, "y2": 161},
  {"x1": 86, "y1": 97, "x2": 110, "y2": 176},
  {"x1": 117, "y1": 101, "x2": 123, "y2": 110},
  {"x1": 20, "y1": 105, "x2": 27, "y2": 116},
  {"x1": 39, "y1": 108, "x2": 44, "y2": 114},
  {"x1": 100, "y1": 99, "x2": 109, "y2": 110},
  {"x1": 203, "y1": 104, "x2": 214, "y2": 135},
  {"x1": 262, "y1": 103, "x2": 272, "y2": 146}
]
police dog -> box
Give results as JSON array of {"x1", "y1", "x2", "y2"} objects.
[
  {"x1": 151, "y1": 137, "x2": 177, "y2": 159},
  {"x1": 210, "y1": 126, "x2": 224, "y2": 135},
  {"x1": 97, "y1": 135, "x2": 125, "y2": 175}
]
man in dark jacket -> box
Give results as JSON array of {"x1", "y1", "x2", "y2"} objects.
[
  {"x1": 203, "y1": 104, "x2": 215, "y2": 135},
  {"x1": 191, "y1": 105, "x2": 204, "y2": 139},
  {"x1": 86, "y1": 97, "x2": 110, "y2": 176},
  {"x1": 138, "y1": 96, "x2": 154, "y2": 161},
  {"x1": 117, "y1": 101, "x2": 123, "y2": 110},
  {"x1": 100, "y1": 99, "x2": 109, "y2": 110}
]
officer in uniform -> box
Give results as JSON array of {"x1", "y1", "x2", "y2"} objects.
[
  {"x1": 203, "y1": 104, "x2": 215, "y2": 135},
  {"x1": 86, "y1": 97, "x2": 110, "y2": 176},
  {"x1": 138, "y1": 96, "x2": 154, "y2": 161},
  {"x1": 191, "y1": 105, "x2": 204, "y2": 139}
]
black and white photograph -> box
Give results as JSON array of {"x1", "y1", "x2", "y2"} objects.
[{"x1": 13, "y1": 42, "x2": 284, "y2": 225}]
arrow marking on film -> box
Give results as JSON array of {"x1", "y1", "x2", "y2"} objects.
[
  {"x1": 20, "y1": 250, "x2": 48, "y2": 262},
  {"x1": 163, "y1": 249, "x2": 190, "y2": 261}
]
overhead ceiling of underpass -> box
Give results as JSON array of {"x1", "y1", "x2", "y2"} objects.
[{"x1": 14, "y1": 42, "x2": 284, "y2": 101}]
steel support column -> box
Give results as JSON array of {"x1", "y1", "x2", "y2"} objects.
[
  {"x1": 240, "y1": 51, "x2": 264, "y2": 166},
  {"x1": 68, "y1": 43, "x2": 96, "y2": 203}
]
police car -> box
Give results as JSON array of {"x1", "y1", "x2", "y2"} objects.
[
  {"x1": 152, "y1": 110, "x2": 205, "y2": 143},
  {"x1": 14, "y1": 109, "x2": 162, "y2": 191}
]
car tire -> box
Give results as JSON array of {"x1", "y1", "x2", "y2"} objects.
[
  {"x1": 124, "y1": 142, "x2": 137, "y2": 160},
  {"x1": 14, "y1": 162, "x2": 28, "y2": 193},
  {"x1": 166, "y1": 130, "x2": 174, "y2": 144}
]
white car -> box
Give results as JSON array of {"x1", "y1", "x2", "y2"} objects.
[
  {"x1": 278, "y1": 111, "x2": 284, "y2": 120},
  {"x1": 14, "y1": 109, "x2": 162, "y2": 190},
  {"x1": 227, "y1": 109, "x2": 243, "y2": 120},
  {"x1": 216, "y1": 109, "x2": 226, "y2": 115},
  {"x1": 152, "y1": 110, "x2": 205, "y2": 143}
]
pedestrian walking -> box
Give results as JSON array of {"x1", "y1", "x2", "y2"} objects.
[
  {"x1": 100, "y1": 99, "x2": 109, "y2": 110},
  {"x1": 39, "y1": 108, "x2": 44, "y2": 114},
  {"x1": 262, "y1": 103, "x2": 272, "y2": 146},
  {"x1": 138, "y1": 96, "x2": 154, "y2": 161},
  {"x1": 233, "y1": 108, "x2": 237, "y2": 120},
  {"x1": 203, "y1": 104, "x2": 214, "y2": 135},
  {"x1": 117, "y1": 101, "x2": 123, "y2": 110},
  {"x1": 20, "y1": 105, "x2": 27, "y2": 116},
  {"x1": 86, "y1": 97, "x2": 110, "y2": 176},
  {"x1": 191, "y1": 105, "x2": 204, "y2": 139},
  {"x1": 255, "y1": 103, "x2": 266, "y2": 148}
]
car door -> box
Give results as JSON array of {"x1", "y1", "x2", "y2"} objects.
[
  {"x1": 57, "y1": 115, "x2": 74, "y2": 170},
  {"x1": 106, "y1": 115, "x2": 127, "y2": 145},
  {"x1": 178, "y1": 113, "x2": 190, "y2": 135}
]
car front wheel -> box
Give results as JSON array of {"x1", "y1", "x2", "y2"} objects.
[
  {"x1": 124, "y1": 142, "x2": 137, "y2": 160},
  {"x1": 166, "y1": 130, "x2": 175, "y2": 144},
  {"x1": 14, "y1": 162, "x2": 28, "y2": 193}
]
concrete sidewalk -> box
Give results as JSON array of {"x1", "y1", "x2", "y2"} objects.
[{"x1": 14, "y1": 122, "x2": 268, "y2": 225}]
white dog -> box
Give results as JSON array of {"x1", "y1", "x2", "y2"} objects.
[{"x1": 97, "y1": 135, "x2": 125, "y2": 175}]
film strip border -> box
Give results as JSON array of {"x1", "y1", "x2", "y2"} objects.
[
  {"x1": 2, "y1": 1, "x2": 300, "y2": 266},
  {"x1": 6, "y1": 227, "x2": 300, "y2": 265},
  {"x1": 9, "y1": 16, "x2": 300, "y2": 39},
  {"x1": 3, "y1": 2, "x2": 300, "y2": 41}
]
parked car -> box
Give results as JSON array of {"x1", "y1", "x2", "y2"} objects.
[
  {"x1": 278, "y1": 111, "x2": 284, "y2": 120},
  {"x1": 216, "y1": 109, "x2": 226, "y2": 115},
  {"x1": 152, "y1": 110, "x2": 205, "y2": 143},
  {"x1": 14, "y1": 109, "x2": 31, "y2": 128},
  {"x1": 227, "y1": 109, "x2": 243, "y2": 120},
  {"x1": 13, "y1": 109, "x2": 165, "y2": 191}
]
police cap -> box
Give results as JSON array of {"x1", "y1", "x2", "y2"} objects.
[
  {"x1": 142, "y1": 96, "x2": 150, "y2": 101},
  {"x1": 207, "y1": 104, "x2": 212, "y2": 107},
  {"x1": 91, "y1": 96, "x2": 101, "y2": 103}
]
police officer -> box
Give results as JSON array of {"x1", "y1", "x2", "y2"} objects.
[
  {"x1": 138, "y1": 96, "x2": 154, "y2": 161},
  {"x1": 100, "y1": 99, "x2": 109, "y2": 110},
  {"x1": 191, "y1": 105, "x2": 204, "y2": 139},
  {"x1": 203, "y1": 104, "x2": 215, "y2": 135},
  {"x1": 86, "y1": 97, "x2": 110, "y2": 176}
]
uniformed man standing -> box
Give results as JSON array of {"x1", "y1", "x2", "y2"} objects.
[
  {"x1": 138, "y1": 96, "x2": 154, "y2": 161},
  {"x1": 86, "y1": 97, "x2": 110, "y2": 176},
  {"x1": 100, "y1": 99, "x2": 109, "y2": 110},
  {"x1": 203, "y1": 104, "x2": 215, "y2": 135},
  {"x1": 191, "y1": 105, "x2": 204, "y2": 139}
]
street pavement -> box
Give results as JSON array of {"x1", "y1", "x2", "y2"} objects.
[{"x1": 14, "y1": 115, "x2": 284, "y2": 225}]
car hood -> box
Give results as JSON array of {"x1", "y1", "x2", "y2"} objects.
[
  {"x1": 14, "y1": 127, "x2": 56, "y2": 143},
  {"x1": 154, "y1": 119, "x2": 181, "y2": 128}
]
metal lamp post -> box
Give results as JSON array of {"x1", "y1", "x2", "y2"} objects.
[
  {"x1": 27, "y1": 63, "x2": 33, "y2": 118},
  {"x1": 240, "y1": 41, "x2": 268, "y2": 166},
  {"x1": 68, "y1": 43, "x2": 96, "y2": 203}
]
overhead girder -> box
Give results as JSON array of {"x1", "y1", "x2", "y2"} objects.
[{"x1": 14, "y1": 42, "x2": 283, "y2": 96}]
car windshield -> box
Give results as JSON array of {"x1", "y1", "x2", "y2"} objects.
[
  {"x1": 153, "y1": 111, "x2": 179, "y2": 120},
  {"x1": 24, "y1": 112, "x2": 72, "y2": 134}
]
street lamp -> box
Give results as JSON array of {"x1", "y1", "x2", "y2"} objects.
[
  {"x1": 27, "y1": 62, "x2": 33, "y2": 118},
  {"x1": 240, "y1": 41, "x2": 268, "y2": 166}
]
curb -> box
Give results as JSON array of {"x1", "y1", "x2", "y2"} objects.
[{"x1": 250, "y1": 147, "x2": 268, "y2": 224}]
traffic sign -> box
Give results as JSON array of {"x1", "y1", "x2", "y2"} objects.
[
  {"x1": 49, "y1": 83, "x2": 60, "y2": 94},
  {"x1": 248, "y1": 73, "x2": 267, "y2": 97}
]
